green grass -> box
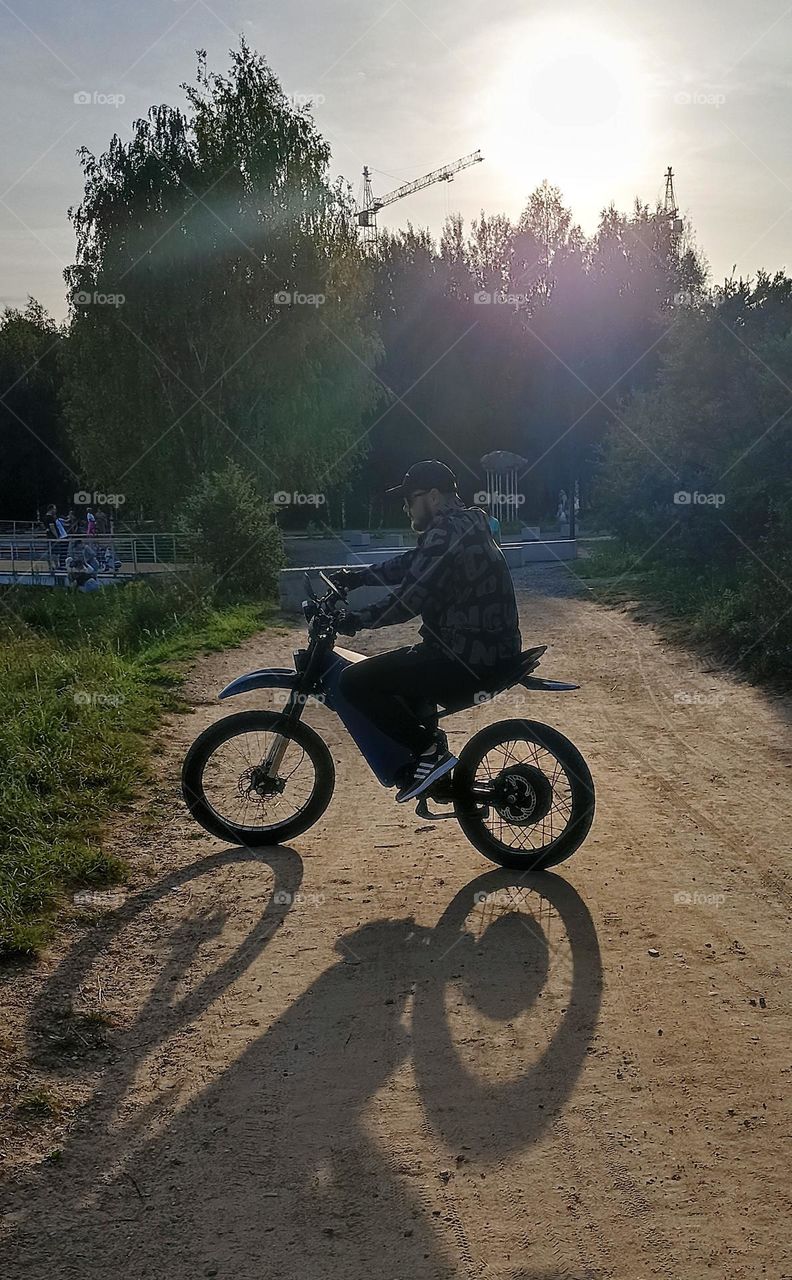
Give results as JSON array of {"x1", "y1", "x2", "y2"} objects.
[
  {"x1": 0, "y1": 578, "x2": 277, "y2": 961},
  {"x1": 577, "y1": 541, "x2": 792, "y2": 686},
  {"x1": 17, "y1": 1087, "x2": 61, "y2": 1122}
]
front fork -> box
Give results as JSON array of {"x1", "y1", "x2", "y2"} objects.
[
  {"x1": 261, "y1": 730, "x2": 291, "y2": 778},
  {"x1": 260, "y1": 645, "x2": 323, "y2": 780}
]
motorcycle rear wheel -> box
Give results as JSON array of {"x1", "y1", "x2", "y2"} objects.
[{"x1": 453, "y1": 718, "x2": 595, "y2": 870}]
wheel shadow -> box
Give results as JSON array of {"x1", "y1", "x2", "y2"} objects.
[
  {"x1": 413, "y1": 867, "x2": 602, "y2": 1159},
  {"x1": 10, "y1": 843, "x2": 303, "y2": 1207},
  {"x1": 3, "y1": 863, "x2": 603, "y2": 1280}
]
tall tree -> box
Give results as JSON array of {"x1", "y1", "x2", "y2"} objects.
[
  {"x1": 594, "y1": 271, "x2": 792, "y2": 559},
  {"x1": 517, "y1": 180, "x2": 574, "y2": 301},
  {"x1": 62, "y1": 40, "x2": 382, "y2": 518},
  {"x1": 0, "y1": 299, "x2": 75, "y2": 519}
]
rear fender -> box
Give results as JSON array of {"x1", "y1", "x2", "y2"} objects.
[{"x1": 520, "y1": 677, "x2": 580, "y2": 692}]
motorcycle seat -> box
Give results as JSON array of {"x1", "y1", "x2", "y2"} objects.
[{"x1": 437, "y1": 645, "x2": 548, "y2": 717}]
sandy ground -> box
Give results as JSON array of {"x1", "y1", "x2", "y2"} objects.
[{"x1": 1, "y1": 562, "x2": 791, "y2": 1279}]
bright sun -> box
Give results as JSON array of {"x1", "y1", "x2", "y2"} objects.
[{"x1": 477, "y1": 18, "x2": 650, "y2": 222}]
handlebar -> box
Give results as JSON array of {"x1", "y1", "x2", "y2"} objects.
[
  {"x1": 301, "y1": 572, "x2": 349, "y2": 627},
  {"x1": 319, "y1": 569, "x2": 346, "y2": 598}
]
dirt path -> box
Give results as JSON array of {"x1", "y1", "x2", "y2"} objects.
[{"x1": 2, "y1": 563, "x2": 791, "y2": 1279}]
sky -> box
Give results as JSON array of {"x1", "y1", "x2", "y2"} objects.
[{"x1": 1, "y1": 0, "x2": 792, "y2": 321}]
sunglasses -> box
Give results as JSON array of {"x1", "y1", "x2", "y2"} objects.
[{"x1": 403, "y1": 489, "x2": 429, "y2": 511}]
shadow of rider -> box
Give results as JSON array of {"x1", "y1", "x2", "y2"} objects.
[{"x1": 4, "y1": 868, "x2": 602, "y2": 1280}]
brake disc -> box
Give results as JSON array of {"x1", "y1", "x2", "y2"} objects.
[
  {"x1": 492, "y1": 763, "x2": 553, "y2": 825},
  {"x1": 241, "y1": 765, "x2": 285, "y2": 800}
]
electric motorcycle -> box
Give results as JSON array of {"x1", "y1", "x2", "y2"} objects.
[{"x1": 181, "y1": 573, "x2": 595, "y2": 870}]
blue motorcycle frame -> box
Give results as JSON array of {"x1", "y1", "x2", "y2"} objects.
[{"x1": 219, "y1": 645, "x2": 420, "y2": 788}]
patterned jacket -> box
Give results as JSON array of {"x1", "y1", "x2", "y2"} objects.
[{"x1": 344, "y1": 504, "x2": 522, "y2": 670}]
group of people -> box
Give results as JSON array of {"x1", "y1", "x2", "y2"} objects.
[
  {"x1": 44, "y1": 504, "x2": 112, "y2": 541},
  {"x1": 43, "y1": 504, "x2": 120, "y2": 590}
]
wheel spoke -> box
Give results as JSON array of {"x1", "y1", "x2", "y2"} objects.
[
  {"x1": 202, "y1": 730, "x2": 317, "y2": 830},
  {"x1": 466, "y1": 734, "x2": 577, "y2": 858}
]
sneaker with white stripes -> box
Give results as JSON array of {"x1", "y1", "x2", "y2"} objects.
[{"x1": 395, "y1": 740, "x2": 458, "y2": 804}]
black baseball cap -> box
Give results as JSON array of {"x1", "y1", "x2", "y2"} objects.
[{"x1": 385, "y1": 459, "x2": 458, "y2": 498}]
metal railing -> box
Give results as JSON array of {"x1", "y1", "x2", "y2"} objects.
[
  {"x1": 0, "y1": 520, "x2": 167, "y2": 539},
  {"x1": 0, "y1": 533, "x2": 195, "y2": 581},
  {"x1": 0, "y1": 521, "x2": 39, "y2": 538}
]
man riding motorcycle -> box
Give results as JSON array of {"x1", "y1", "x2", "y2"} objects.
[{"x1": 331, "y1": 460, "x2": 522, "y2": 804}]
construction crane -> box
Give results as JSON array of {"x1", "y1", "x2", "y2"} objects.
[
  {"x1": 357, "y1": 149, "x2": 484, "y2": 247},
  {"x1": 663, "y1": 166, "x2": 684, "y2": 237},
  {"x1": 661, "y1": 167, "x2": 690, "y2": 306}
]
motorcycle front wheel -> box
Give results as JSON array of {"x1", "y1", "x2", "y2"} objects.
[
  {"x1": 181, "y1": 710, "x2": 335, "y2": 846},
  {"x1": 452, "y1": 718, "x2": 595, "y2": 871}
]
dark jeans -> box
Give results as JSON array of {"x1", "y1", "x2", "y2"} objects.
[
  {"x1": 337, "y1": 643, "x2": 490, "y2": 757},
  {"x1": 50, "y1": 538, "x2": 68, "y2": 569}
]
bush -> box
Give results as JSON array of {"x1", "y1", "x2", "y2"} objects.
[{"x1": 179, "y1": 461, "x2": 285, "y2": 599}]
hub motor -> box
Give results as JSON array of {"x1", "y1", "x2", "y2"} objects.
[{"x1": 491, "y1": 763, "x2": 553, "y2": 825}]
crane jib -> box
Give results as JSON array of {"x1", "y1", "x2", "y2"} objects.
[{"x1": 357, "y1": 150, "x2": 484, "y2": 233}]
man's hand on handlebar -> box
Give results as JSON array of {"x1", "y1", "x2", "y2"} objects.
[
  {"x1": 327, "y1": 567, "x2": 365, "y2": 592},
  {"x1": 336, "y1": 610, "x2": 362, "y2": 637}
]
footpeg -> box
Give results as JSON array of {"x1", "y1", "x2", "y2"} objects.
[{"x1": 414, "y1": 796, "x2": 456, "y2": 821}]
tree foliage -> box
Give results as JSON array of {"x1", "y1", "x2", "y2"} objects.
[
  {"x1": 179, "y1": 459, "x2": 284, "y2": 597},
  {"x1": 0, "y1": 300, "x2": 74, "y2": 518},
  {"x1": 339, "y1": 183, "x2": 706, "y2": 524},
  {"x1": 594, "y1": 271, "x2": 792, "y2": 569},
  {"x1": 61, "y1": 40, "x2": 382, "y2": 518}
]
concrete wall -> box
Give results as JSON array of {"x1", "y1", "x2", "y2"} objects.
[
  {"x1": 520, "y1": 539, "x2": 577, "y2": 563},
  {"x1": 278, "y1": 540, "x2": 577, "y2": 612},
  {"x1": 279, "y1": 566, "x2": 391, "y2": 614},
  {"x1": 283, "y1": 534, "x2": 405, "y2": 568}
]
